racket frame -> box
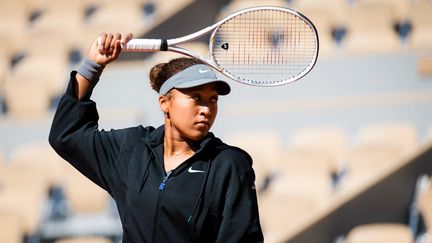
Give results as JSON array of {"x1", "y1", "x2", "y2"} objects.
[{"x1": 122, "y1": 6, "x2": 319, "y2": 86}]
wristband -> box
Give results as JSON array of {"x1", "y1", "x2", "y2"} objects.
[{"x1": 77, "y1": 57, "x2": 103, "y2": 82}]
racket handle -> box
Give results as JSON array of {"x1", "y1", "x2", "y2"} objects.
[{"x1": 121, "y1": 39, "x2": 165, "y2": 52}]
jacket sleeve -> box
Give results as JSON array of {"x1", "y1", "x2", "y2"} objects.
[
  {"x1": 215, "y1": 153, "x2": 264, "y2": 243},
  {"x1": 48, "y1": 71, "x2": 147, "y2": 194}
]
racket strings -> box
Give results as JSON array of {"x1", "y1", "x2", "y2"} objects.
[{"x1": 212, "y1": 8, "x2": 318, "y2": 85}]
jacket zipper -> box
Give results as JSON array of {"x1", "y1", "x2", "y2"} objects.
[
  {"x1": 158, "y1": 170, "x2": 171, "y2": 190},
  {"x1": 151, "y1": 169, "x2": 172, "y2": 242}
]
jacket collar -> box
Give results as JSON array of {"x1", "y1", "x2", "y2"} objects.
[{"x1": 143, "y1": 125, "x2": 219, "y2": 155}]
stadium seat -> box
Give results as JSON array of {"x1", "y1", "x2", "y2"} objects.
[
  {"x1": 31, "y1": 0, "x2": 86, "y2": 11},
  {"x1": 408, "y1": 2, "x2": 432, "y2": 50},
  {"x1": 226, "y1": 131, "x2": 284, "y2": 192},
  {"x1": 6, "y1": 48, "x2": 69, "y2": 97},
  {"x1": 286, "y1": 126, "x2": 348, "y2": 174},
  {"x1": 417, "y1": 56, "x2": 432, "y2": 78},
  {"x1": 84, "y1": 0, "x2": 147, "y2": 5},
  {"x1": 3, "y1": 76, "x2": 52, "y2": 119},
  {"x1": 292, "y1": 6, "x2": 337, "y2": 58},
  {"x1": 291, "y1": 0, "x2": 349, "y2": 27},
  {"x1": 62, "y1": 165, "x2": 109, "y2": 213},
  {"x1": 356, "y1": 0, "x2": 411, "y2": 23},
  {"x1": 217, "y1": 0, "x2": 289, "y2": 22},
  {"x1": 345, "y1": 223, "x2": 414, "y2": 243},
  {"x1": 78, "y1": 2, "x2": 144, "y2": 51},
  {"x1": 78, "y1": 0, "x2": 195, "y2": 52},
  {"x1": 9, "y1": 142, "x2": 67, "y2": 187},
  {"x1": 341, "y1": 122, "x2": 421, "y2": 193},
  {"x1": 341, "y1": 145, "x2": 405, "y2": 192},
  {"x1": 0, "y1": 165, "x2": 50, "y2": 235},
  {"x1": 54, "y1": 237, "x2": 112, "y2": 243},
  {"x1": 0, "y1": 0, "x2": 30, "y2": 49},
  {"x1": 0, "y1": 210, "x2": 23, "y2": 243},
  {"x1": 258, "y1": 194, "x2": 317, "y2": 243},
  {"x1": 0, "y1": 39, "x2": 12, "y2": 90},
  {"x1": 29, "y1": 8, "x2": 85, "y2": 50},
  {"x1": 343, "y1": 2, "x2": 402, "y2": 55},
  {"x1": 355, "y1": 122, "x2": 419, "y2": 153},
  {"x1": 272, "y1": 151, "x2": 334, "y2": 202}
]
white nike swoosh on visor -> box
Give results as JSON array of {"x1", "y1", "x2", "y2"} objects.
[
  {"x1": 198, "y1": 69, "x2": 210, "y2": 74},
  {"x1": 188, "y1": 167, "x2": 205, "y2": 173}
]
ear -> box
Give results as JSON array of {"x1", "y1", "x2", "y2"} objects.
[{"x1": 159, "y1": 95, "x2": 169, "y2": 114}]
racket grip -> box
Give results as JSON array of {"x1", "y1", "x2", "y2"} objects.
[{"x1": 121, "y1": 39, "x2": 164, "y2": 52}]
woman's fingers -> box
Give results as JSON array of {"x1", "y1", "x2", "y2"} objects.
[
  {"x1": 98, "y1": 32, "x2": 127, "y2": 53},
  {"x1": 121, "y1": 32, "x2": 134, "y2": 45},
  {"x1": 112, "y1": 40, "x2": 122, "y2": 59},
  {"x1": 92, "y1": 32, "x2": 133, "y2": 65},
  {"x1": 98, "y1": 32, "x2": 107, "y2": 52},
  {"x1": 104, "y1": 33, "x2": 114, "y2": 51}
]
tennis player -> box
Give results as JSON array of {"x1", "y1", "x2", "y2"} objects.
[{"x1": 49, "y1": 32, "x2": 263, "y2": 242}]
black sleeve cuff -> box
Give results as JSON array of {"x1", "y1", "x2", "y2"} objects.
[{"x1": 66, "y1": 71, "x2": 96, "y2": 101}]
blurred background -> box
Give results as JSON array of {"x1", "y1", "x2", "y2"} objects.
[{"x1": 1, "y1": 0, "x2": 432, "y2": 242}]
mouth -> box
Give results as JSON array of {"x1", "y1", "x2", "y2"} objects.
[{"x1": 195, "y1": 120, "x2": 210, "y2": 127}]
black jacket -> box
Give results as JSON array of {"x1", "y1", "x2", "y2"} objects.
[{"x1": 49, "y1": 72, "x2": 264, "y2": 243}]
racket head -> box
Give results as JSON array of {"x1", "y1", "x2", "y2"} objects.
[{"x1": 209, "y1": 6, "x2": 319, "y2": 86}]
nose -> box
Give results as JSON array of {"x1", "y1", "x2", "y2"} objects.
[{"x1": 199, "y1": 104, "x2": 210, "y2": 116}]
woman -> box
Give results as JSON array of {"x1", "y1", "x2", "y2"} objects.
[{"x1": 49, "y1": 32, "x2": 263, "y2": 242}]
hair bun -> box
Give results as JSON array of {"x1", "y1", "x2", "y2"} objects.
[
  {"x1": 148, "y1": 57, "x2": 205, "y2": 93},
  {"x1": 149, "y1": 63, "x2": 166, "y2": 92}
]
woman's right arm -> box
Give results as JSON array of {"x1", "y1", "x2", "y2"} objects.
[{"x1": 49, "y1": 33, "x2": 141, "y2": 194}]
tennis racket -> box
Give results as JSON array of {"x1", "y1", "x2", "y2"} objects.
[{"x1": 121, "y1": 6, "x2": 319, "y2": 86}]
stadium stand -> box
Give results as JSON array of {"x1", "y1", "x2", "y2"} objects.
[{"x1": 0, "y1": 0, "x2": 432, "y2": 242}]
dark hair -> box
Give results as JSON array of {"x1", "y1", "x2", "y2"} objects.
[{"x1": 149, "y1": 57, "x2": 205, "y2": 93}]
